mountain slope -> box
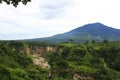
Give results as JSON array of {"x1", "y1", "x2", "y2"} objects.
[{"x1": 29, "y1": 23, "x2": 120, "y2": 43}]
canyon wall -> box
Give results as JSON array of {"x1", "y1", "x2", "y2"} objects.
[{"x1": 12, "y1": 45, "x2": 57, "y2": 54}]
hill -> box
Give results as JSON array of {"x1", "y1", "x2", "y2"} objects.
[
  {"x1": 0, "y1": 40, "x2": 120, "y2": 80},
  {"x1": 28, "y1": 22, "x2": 120, "y2": 43}
]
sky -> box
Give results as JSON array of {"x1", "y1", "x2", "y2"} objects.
[{"x1": 0, "y1": 0, "x2": 120, "y2": 40}]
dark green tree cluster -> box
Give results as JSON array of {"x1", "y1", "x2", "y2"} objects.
[
  {"x1": 42, "y1": 42, "x2": 120, "y2": 80},
  {"x1": 0, "y1": 0, "x2": 31, "y2": 7},
  {"x1": 0, "y1": 42, "x2": 49, "y2": 80},
  {"x1": 1, "y1": 40, "x2": 120, "y2": 80}
]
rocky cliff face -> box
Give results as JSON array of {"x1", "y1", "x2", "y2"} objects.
[
  {"x1": 73, "y1": 74, "x2": 94, "y2": 80},
  {"x1": 13, "y1": 45, "x2": 57, "y2": 54},
  {"x1": 29, "y1": 46, "x2": 56, "y2": 54},
  {"x1": 12, "y1": 45, "x2": 55, "y2": 69},
  {"x1": 33, "y1": 54, "x2": 50, "y2": 69}
]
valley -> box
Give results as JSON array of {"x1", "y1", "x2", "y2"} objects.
[
  {"x1": 0, "y1": 41, "x2": 120, "y2": 80},
  {"x1": 0, "y1": 23, "x2": 120, "y2": 80}
]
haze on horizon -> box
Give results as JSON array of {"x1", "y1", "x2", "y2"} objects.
[{"x1": 0, "y1": 0, "x2": 120, "y2": 40}]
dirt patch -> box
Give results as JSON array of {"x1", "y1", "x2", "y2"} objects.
[{"x1": 33, "y1": 54, "x2": 50, "y2": 69}]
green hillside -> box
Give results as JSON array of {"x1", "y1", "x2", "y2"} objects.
[
  {"x1": 29, "y1": 23, "x2": 120, "y2": 43},
  {"x1": 0, "y1": 41, "x2": 49, "y2": 80},
  {"x1": 0, "y1": 41, "x2": 120, "y2": 80}
]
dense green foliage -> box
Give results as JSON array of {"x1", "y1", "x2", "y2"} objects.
[
  {"x1": 43, "y1": 42, "x2": 120, "y2": 80},
  {"x1": 0, "y1": 41, "x2": 120, "y2": 80},
  {"x1": 0, "y1": 41, "x2": 49, "y2": 80}
]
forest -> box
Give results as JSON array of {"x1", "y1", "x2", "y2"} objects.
[{"x1": 0, "y1": 40, "x2": 120, "y2": 80}]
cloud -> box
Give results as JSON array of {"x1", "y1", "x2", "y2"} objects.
[
  {"x1": 40, "y1": 0, "x2": 70, "y2": 9},
  {"x1": 39, "y1": 0, "x2": 72, "y2": 19},
  {"x1": 0, "y1": 0, "x2": 120, "y2": 40}
]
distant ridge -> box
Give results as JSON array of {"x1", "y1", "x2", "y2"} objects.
[{"x1": 28, "y1": 22, "x2": 120, "y2": 43}]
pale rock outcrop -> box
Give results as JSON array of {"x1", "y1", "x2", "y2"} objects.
[
  {"x1": 73, "y1": 74, "x2": 94, "y2": 80},
  {"x1": 33, "y1": 54, "x2": 50, "y2": 69}
]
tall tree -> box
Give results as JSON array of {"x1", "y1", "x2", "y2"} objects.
[{"x1": 0, "y1": 0, "x2": 31, "y2": 7}]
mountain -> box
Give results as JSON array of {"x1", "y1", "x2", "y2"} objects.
[{"x1": 29, "y1": 22, "x2": 120, "y2": 43}]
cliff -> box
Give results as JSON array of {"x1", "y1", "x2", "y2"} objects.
[{"x1": 12, "y1": 45, "x2": 57, "y2": 55}]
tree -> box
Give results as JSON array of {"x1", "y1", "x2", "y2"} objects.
[
  {"x1": 114, "y1": 52, "x2": 120, "y2": 71},
  {"x1": 0, "y1": 0, "x2": 31, "y2": 7},
  {"x1": 69, "y1": 39, "x2": 75, "y2": 43},
  {"x1": 103, "y1": 39, "x2": 109, "y2": 44},
  {"x1": 91, "y1": 40, "x2": 96, "y2": 43}
]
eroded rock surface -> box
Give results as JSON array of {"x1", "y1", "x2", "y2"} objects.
[{"x1": 33, "y1": 54, "x2": 50, "y2": 69}]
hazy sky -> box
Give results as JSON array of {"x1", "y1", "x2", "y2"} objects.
[{"x1": 0, "y1": 0, "x2": 120, "y2": 40}]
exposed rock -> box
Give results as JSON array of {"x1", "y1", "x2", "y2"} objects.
[
  {"x1": 24, "y1": 45, "x2": 30, "y2": 54},
  {"x1": 73, "y1": 74, "x2": 94, "y2": 80},
  {"x1": 33, "y1": 54, "x2": 50, "y2": 69},
  {"x1": 28, "y1": 46, "x2": 56, "y2": 54},
  {"x1": 12, "y1": 46, "x2": 56, "y2": 54}
]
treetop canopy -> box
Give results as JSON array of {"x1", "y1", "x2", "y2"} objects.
[{"x1": 0, "y1": 0, "x2": 31, "y2": 7}]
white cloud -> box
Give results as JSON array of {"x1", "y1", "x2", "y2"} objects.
[{"x1": 0, "y1": 0, "x2": 120, "y2": 40}]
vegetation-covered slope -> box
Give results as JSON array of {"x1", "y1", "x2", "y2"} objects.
[
  {"x1": 42, "y1": 42, "x2": 120, "y2": 80},
  {"x1": 29, "y1": 23, "x2": 120, "y2": 43},
  {"x1": 0, "y1": 41, "x2": 120, "y2": 80},
  {"x1": 0, "y1": 41, "x2": 49, "y2": 80}
]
